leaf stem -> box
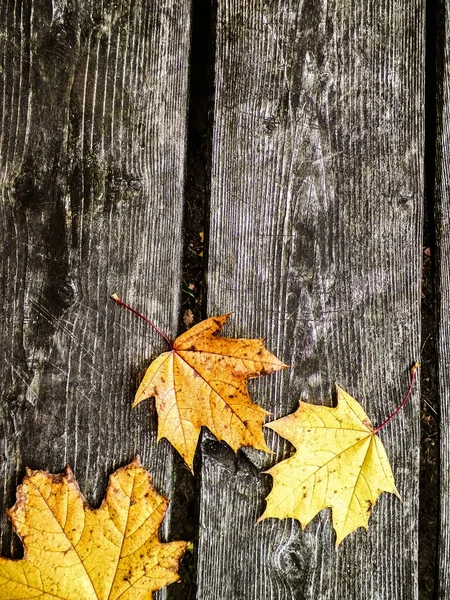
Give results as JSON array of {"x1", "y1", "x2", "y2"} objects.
[
  {"x1": 111, "y1": 294, "x2": 174, "y2": 350},
  {"x1": 373, "y1": 362, "x2": 420, "y2": 433}
]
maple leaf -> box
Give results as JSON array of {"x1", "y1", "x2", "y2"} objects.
[
  {"x1": 0, "y1": 458, "x2": 186, "y2": 599},
  {"x1": 132, "y1": 313, "x2": 287, "y2": 470},
  {"x1": 259, "y1": 386, "x2": 400, "y2": 546}
]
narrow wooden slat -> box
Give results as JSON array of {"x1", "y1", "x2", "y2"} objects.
[
  {"x1": 198, "y1": 1, "x2": 424, "y2": 598},
  {"x1": 0, "y1": 1, "x2": 190, "y2": 592},
  {"x1": 436, "y1": 3, "x2": 450, "y2": 597}
]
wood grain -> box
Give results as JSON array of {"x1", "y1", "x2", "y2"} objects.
[
  {"x1": 198, "y1": 1, "x2": 424, "y2": 598},
  {"x1": 436, "y1": 2, "x2": 450, "y2": 597},
  {"x1": 0, "y1": 2, "x2": 191, "y2": 597}
]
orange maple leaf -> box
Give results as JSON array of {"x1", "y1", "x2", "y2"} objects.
[
  {"x1": 131, "y1": 312, "x2": 287, "y2": 470},
  {"x1": 0, "y1": 459, "x2": 186, "y2": 599}
]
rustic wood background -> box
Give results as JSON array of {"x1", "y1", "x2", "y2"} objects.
[
  {"x1": 199, "y1": 2, "x2": 423, "y2": 599},
  {"x1": 436, "y1": 0, "x2": 449, "y2": 598},
  {"x1": 0, "y1": 0, "x2": 440, "y2": 599},
  {"x1": 0, "y1": 2, "x2": 191, "y2": 598}
]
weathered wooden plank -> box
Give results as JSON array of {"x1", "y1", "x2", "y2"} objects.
[
  {"x1": 436, "y1": 2, "x2": 450, "y2": 597},
  {"x1": 198, "y1": 1, "x2": 424, "y2": 598},
  {"x1": 0, "y1": 1, "x2": 190, "y2": 596}
]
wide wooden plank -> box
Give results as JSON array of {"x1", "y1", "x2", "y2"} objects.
[
  {"x1": 436, "y1": 3, "x2": 450, "y2": 597},
  {"x1": 0, "y1": 1, "x2": 190, "y2": 594},
  {"x1": 198, "y1": 1, "x2": 424, "y2": 598}
]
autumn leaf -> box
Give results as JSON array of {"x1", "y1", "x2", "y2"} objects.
[
  {"x1": 259, "y1": 386, "x2": 400, "y2": 546},
  {"x1": 113, "y1": 296, "x2": 287, "y2": 470},
  {"x1": 0, "y1": 458, "x2": 186, "y2": 599}
]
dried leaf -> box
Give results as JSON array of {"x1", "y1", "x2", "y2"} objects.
[
  {"x1": 260, "y1": 386, "x2": 399, "y2": 545},
  {"x1": 0, "y1": 459, "x2": 186, "y2": 599},
  {"x1": 134, "y1": 314, "x2": 287, "y2": 470},
  {"x1": 183, "y1": 309, "x2": 195, "y2": 327}
]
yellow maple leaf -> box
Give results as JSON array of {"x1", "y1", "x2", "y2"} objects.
[
  {"x1": 133, "y1": 313, "x2": 287, "y2": 470},
  {"x1": 0, "y1": 459, "x2": 186, "y2": 599},
  {"x1": 259, "y1": 386, "x2": 400, "y2": 546}
]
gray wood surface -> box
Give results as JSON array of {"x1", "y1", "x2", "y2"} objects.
[
  {"x1": 0, "y1": 3, "x2": 191, "y2": 598},
  {"x1": 199, "y1": 1, "x2": 424, "y2": 599},
  {"x1": 436, "y1": 3, "x2": 450, "y2": 597}
]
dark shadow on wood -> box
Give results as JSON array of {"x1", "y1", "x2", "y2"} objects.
[
  {"x1": 421, "y1": 0, "x2": 441, "y2": 597},
  {"x1": 169, "y1": 1, "x2": 217, "y2": 598},
  {"x1": 179, "y1": 0, "x2": 217, "y2": 329}
]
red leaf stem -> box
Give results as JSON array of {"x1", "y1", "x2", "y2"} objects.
[
  {"x1": 374, "y1": 362, "x2": 420, "y2": 433},
  {"x1": 111, "y1": 294, "x2": 173, "y2": 350}
]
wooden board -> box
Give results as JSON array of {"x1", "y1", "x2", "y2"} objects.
[
  {"x1": 0, "y1": 1, "x2": 191, "y2": 595},
  {"x1": 198, "y1": 1, "x2": 424, "y2": 598},
  {"x1": 436, "y1": 2, "x2": 450, "y2": 597}
]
